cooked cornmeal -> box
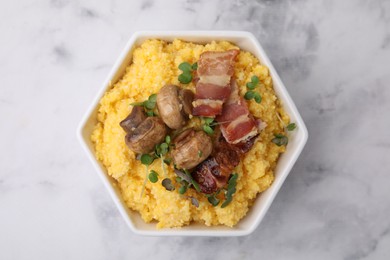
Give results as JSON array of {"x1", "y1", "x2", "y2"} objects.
[{"x1": 91, "y1": 39, "x2": 288, "y2": 228}]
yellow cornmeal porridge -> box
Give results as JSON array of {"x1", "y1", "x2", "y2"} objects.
[{"x1": 91, "y1": 39, "x2": 288, "y2": 228}]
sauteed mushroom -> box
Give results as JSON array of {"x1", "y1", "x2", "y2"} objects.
[
  {"x1": 157, "y1": 85, "x2": 193, "y2": 129},
  {"x1": 171, "y1": 128, "x2": 212, "y2": 169},
  {"x1": 120, "y1": 106, "x2": 146, "y2": 133},
  {"x1": 178, "y1": 89, "x2": 194, "y2": 117},
  {"x1": 125, "y1": 117, "x2": 167, "y2": 154}
]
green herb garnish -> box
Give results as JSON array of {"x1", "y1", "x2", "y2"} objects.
[
  {"x1": 187, "y1": 196, "x2": 199, "y2": 207},
  {"x1": 246, "y1": 75, "x2": 259, "y2": 89},
  {"x1": 221, "y1": 173, "x2": 238, "y2": 208},
  {"x1": 139, "y1": 146, "x2": 157, "y2": 197},
  {"x1": 244, "y1": 91, "x2": 256, "y2": 99},
  {"x1": 155, "y1": 137, "x2": 170, "y2": 158},
  {"x1": 174, "y1": 169, "x2": 192, "y2": 183},
  {"x1": 244, "y1": 76, "x2": 261, "y2": 103},
  {"x1": 148, "y1": 170, "x2": 158, "y2": 183},
  {"x1": 191, "y1": 178, "x2": 201, "y2": 193},
  {"x1": 178, "y1": 62, "x2": 198, "y2": 84},
  {"x1": 203, "y1": 117, "x2": 214, "y2": 125},
  {"x1": 274, "y1": 112, "x2": 296, "y2": 147},
  {"x1": 202, "y1": 117, "x2": 215, "y2": 135},
  {"x1": 254, "y1": 94, "x2": 262, "y2": 103},
  {"x1": 174, "y1": 169, "x2": 201, "y2": 193},
  {"x1": 162, "y1": 178, "x2": 175, "y2": 191},
  {"x1": 160, "y1": 143, "x2": 169, "y2": 155},
  {"x1": 244, "y1": 90, "x2": 262, "y2": 104},
  {"x1": 155, "y1": 137, "x2": 172, "y2": 177},
  {"x1": 163, "y1": 158, "x2": 172, "y2": 165},
  {"x1": 140, "y1": 154, "x2": 154, "y2": 165},
  {"x1": 198, "y1": 150, "x2": 203, "y2": 158},
  {"x1": 146, "y1": 111, "x2": 156, "y2": 117},
  {"x1": 272, "y1": 134, "x2": 288, "y2": 146},
  {"x1": 144, "y1": 95, "x2": 157, "y2": 109},
  {"x1": 178, "y1": 73, "x2": 192, "y2": 84},
  {"x1": 178, "y1": 62, "x2": 192, "y2": 72},
  {"x1": 178, "y1": 185, "x2": 188, "y2": 194},
  {"x1": 207, "y1": 194, "x2": 220, "y2": 207},
  {"x1": 251, "y1": 75, "x2": 259, "y2": 84},
  {"x1": 286, "y1": 123, "x2": 297, "y2": 131},
  {"x1": 202, "y1": 125, "x2": 214, "y2": 135},
  {"x1": 131, "y1": 94, "x2": 157, "y2": 116}
]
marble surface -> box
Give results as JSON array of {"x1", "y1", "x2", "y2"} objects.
[{"x1": 1, "y1": 0, "x2": 390, "y2": 259}]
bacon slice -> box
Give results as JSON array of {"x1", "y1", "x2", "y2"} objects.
[
  {"x1": 216, "y1": 80, "x2": 258, "y2": 144},
  {"x1": 192, "y1": 49, "x2": 239, "y2": 117},
  {"x1": 191, "y1": 137, "x2": 240, "y2": 194},
  {"x1": 191, "y1": 134, "x2": 257, "y2": 194},
  {"x1": 195, "y1": 82, "x2": 231, "y2": 100},
  {"x1": 197, "y1": 51, "x2": 239, "y2": 77},
  {"x1": 192, "y1": 100, "x2": 223, "y2": 117}
]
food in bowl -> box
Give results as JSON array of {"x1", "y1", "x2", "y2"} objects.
[{"x1": 91, "y1": 39, "x2": 295, "y2": 228}]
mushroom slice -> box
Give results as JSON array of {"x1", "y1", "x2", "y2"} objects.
[
  {"x1": 120, "y1": 106, "x2": 146, "y2": 133},
  {"x1": 157, "y1": 84, "x2": 186, "y2": 129},
  {"x1": 171, "y1": 128, "x2": 212, "y2": 169},
  {"x1": 178, "y1": 89, "x2": 194, "y2": 117},
  {"x1": 125, "y1": 117, "x2": 167, "y2": 154}
]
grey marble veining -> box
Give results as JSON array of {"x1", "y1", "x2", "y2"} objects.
[{"x1": 1, "y1": 0, "x2": 390, "y2": 259}]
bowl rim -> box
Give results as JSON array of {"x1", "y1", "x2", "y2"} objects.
[{"x1": 77, "y1": 30, "x2": 308, "y2": 236}]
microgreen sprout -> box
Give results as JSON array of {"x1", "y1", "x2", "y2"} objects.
[
  {"x1": 140, "y1": 154, "x2": 154, "y2": 166},
  {"x1": 174, "y1": 169, "x2": 192, "y2": 183},
  {"x1": 139, "y1": 154, "x2": 155, "y2": 197},
  {"x1": 178, "y1": 73, "x2": 192, "y2": 84},
  {"x1": 246, "y1": 75, "x2": 260, "y2": 89},
  {"x1": 202, "y1": 117, "x2": 215, "y2": 135},
  {"x1": 178, "y1": 62, "x2": 192, "y2": 72},
  {"x1": 244, "y1": 90, "x2": 262, "y2": 104},
  {"x1": 162, "y1": 178, "x2": 175, "y2": 191},
  {"x1": 178, "y1": 185, "x2": 187, "y2": 194},
  {"x1": 286, "y1": 123, "x2": 297, "y2": 131},
  {"x1": 148, "y1": 170, "x2": 158, "y2": 183},
  {"x1": 221, "y1": 173, "x2": 238, "y2": 208},
  {"x1": 207, "y1": 194, "x2": 220, "y2": 207},
  {"x1": 272, "y1": 134, "x2": 288, "y2": 146},
  {"x1": 244, "y1": 75, "x2": 262, "y2": 104},
  {"x1": 206, "y1": 189, "x2": 222, "y2": 207},
  {"x1": 178, "y1": 61, "x2": 198, "y2": 84},
  {"x1": 192, "y1": 179, "x2": 201, "y2": 192},
  {"x1": 144, "y1": 94, "x2": 157, "y2": 109},
  {"x1": 155, "y1": 136, "x2": 172, "y2": 177},
  {"x1": 187, "y1": 196, "x2": 199, "y2": 207},
  {"x1": 202, "y1": 125, "x2": 213, "y2": 135},
  {"x1": 174, "y1": 169, "x2": 201, "y2": 193},
  {"x1": 273, "y1": 112, "x2": 297, "y2": 147},
  {"x1": 130, "y1": 94, "x2": 158, "y2": 117},
  {"x1": 156, "y1": 143, "x2": 168, "y2": 156},
  {"x1": 146, "y1": 111, "x2": 156, "y2": 117},
  {"x1": 165, "y1": 135, "x2": 171, "y2": 144},
  {"x1": 163, "y1": 158, "x2": 172, "y2": 165}
]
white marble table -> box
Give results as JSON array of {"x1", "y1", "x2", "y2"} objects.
[{"x1": 1, "y1": 0, "x2": 390, "y2": 259}]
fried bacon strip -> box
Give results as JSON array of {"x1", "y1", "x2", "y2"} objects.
[
  {"x1": 191, "y1": 79, "x2": 261, "y2": 194},
  {"x1": 191, "y1": 135, "x2": 257, "y2": 194},
  {"x1": 192, "y1": 49, "x2": 239, "y2": 117},
  {"x1": 216, "y1": 80, "x2": 258, "y2": 144}
]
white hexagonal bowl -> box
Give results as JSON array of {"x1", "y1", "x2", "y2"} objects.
[{"x1": 77, "y1": 31, "x2": 308, "y2": 236}]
